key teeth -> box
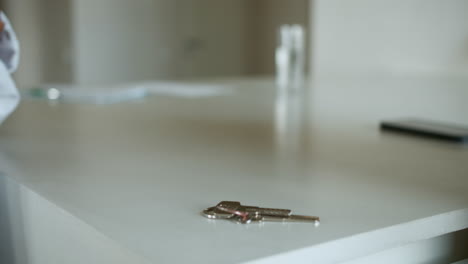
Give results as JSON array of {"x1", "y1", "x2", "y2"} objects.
[{"x1": 258, "y1": 208, "x2": 292, "y2": 216}]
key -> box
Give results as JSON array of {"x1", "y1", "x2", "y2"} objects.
[
  {"x1": 215, "y1": 201, "x2": 320, "y2": 225},
  {"x1": 247, "y1": 214, "x2": 320, "y2": 226},
  {"x1": 215, "y1": 201, "x2": 292, "y2": 223},
  {"x1": 202, "y1": 207, "x2": 235, "y2": 220}
]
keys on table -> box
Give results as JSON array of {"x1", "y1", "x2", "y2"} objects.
[{"x1": 202, "y1": 201, "x2": 320, "y2": 225}]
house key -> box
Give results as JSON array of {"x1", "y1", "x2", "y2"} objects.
[{"x1": 214, "y1": 201, "x2": 320, "y2": 225}]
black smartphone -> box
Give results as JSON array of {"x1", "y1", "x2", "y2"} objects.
[{"x1": 380, "y1": 118, "x2": 468, "y2": 143}]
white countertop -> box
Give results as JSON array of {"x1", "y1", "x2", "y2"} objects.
[{"x1": 1, "y1": 75, "x2": 467, "y2": 263}]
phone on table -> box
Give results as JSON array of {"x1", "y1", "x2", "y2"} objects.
[{"x1": 380, "y1": 118, "x2": 468, "y2": 143}]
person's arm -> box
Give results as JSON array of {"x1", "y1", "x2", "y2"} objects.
[
  {"x1": 0, "y1": 11, "x2": 20, "y2": 73},
  {"x1": 0, "y1": 11, "x2": 20, "y2": 125}
]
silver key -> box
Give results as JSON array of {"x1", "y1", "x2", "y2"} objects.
[
  {"x1": 247, "y1": 213, "x2": 320, "y2": 226},
  {"x1": 215, "y1": 201, "x2": 319, "y2": 225},
  {"x1": 203, "y1": 201, "x2": 320, "y2": 225},
  {"x1": 215, "y1": 201, "x2": 292, "y2": 222},
  {"x1": 202, "y1": 206, "x2": 234, "y2": 219}
]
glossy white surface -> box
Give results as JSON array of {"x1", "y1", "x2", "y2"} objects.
[{"x1": 0, "y1": 76, "x2": 467, "y2": 263}]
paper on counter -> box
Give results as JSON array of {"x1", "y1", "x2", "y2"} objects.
[
  {"x1": 26, "y1": 84, "x2": 148, "y2": 105},
  {"x1": 25, "y1": 81, "x2": 233, "y2": 105},
  {"x1": 139, "y1": 81, "x2": 233, "y2": 98}
]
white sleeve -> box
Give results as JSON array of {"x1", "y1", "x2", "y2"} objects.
[
  {"x1": 0, "y1": 11, "x2": 20, "y2": 74},
  {"x1": 0, "y1": 60, "x2": 19, "y2": 125}
]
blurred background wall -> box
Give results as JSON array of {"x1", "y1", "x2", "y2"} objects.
[
  {"x1": 313, "y1": 0, "x2": 468, "y2": 77},
  {"x1": 72, "y1": 0, "x2": 253, "y2": 84},
  {"x1": 4, "y1": 0, "x2": 468, "y2": 88},
  {"x1": 1, "y1": 0, "x2": 309, "y2": 87},
  {"x1": 2, "y1": 0, "x2": 73, "y2": 88}
]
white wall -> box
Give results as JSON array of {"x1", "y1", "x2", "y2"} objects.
[
  {"x1": 313, "y1": 0, "x2": 468, "y2": 76},
  {"x1": 42, "y1": 0, "x2": 73, "y2": 84},
  {"x1": 4, "y1": 0, "x2": 310, "y2": 86},
  {"x1": 72, "y1": 0, "x2": 253, "y2": 85},
  {"x1": 72, "y1": 0, "x2": 178, "y2": 84},
  {"x1": 172, "y1": 0, "x2": 253, "y2": 78}
]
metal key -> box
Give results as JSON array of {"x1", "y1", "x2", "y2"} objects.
[
  {"x1": 202, "y1": 206, "x2": 235, "y2": 220},
  {"x1": 248, "y1": 213, "x2": 320, "y2": 226},
  {"x1": 215, "y1": 201, "x2": 319, "y2": 225},
  {"x1": 215, "y1": 201, "x2": 291, "y2": 223}
]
